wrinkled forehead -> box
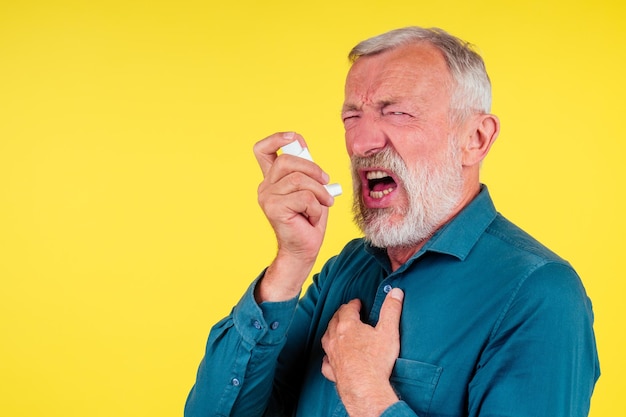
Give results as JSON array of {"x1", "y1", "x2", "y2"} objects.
[{"x1": 344, "y1": 43, "x2": 453, "y2": 105}]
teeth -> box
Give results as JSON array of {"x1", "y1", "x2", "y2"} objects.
[
  {"x1": 370, "y1": 187, "x2": 395, "y2": 199},
  {"x1": 366, "y1": 170, "x2": 389, "y2": 180},
  {"x1": 365, "y1": 170, "x2": 395, "y2": 199}
]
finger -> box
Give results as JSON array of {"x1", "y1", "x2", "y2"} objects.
[
  {"x1": 269, "y1": 155, "x2": 331, "y2": 189},
  {"x1": 326, "y1": 298, "x2": 362, "y2": 327},
  {"x1": 321, "y1": 355, "x2": 336, "y2": 382},
  {"x1": 345, "y1": 298, "x2": 362, "y2": 314},
  {"x1": 376, "y1": 288, "x2": 404, "y2": 332},
  {"x1": 253, "y1": 131, "x2": 306, "y2": 177},
  {"x1": 262, "y1": 189, "x2": 327, "y2": 227},
  {"x1": 322, "y1": 299, "x2": 363, "y2": 345},
  {"x1": 262, "y1": 170, "x2": 334, "y2": 208}
]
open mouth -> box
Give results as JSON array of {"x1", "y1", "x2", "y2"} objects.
[{"x1": 366, "y1": 170, "x2": 398, "y2": 199}]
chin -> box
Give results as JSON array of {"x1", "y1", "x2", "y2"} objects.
[{"x1": 356, "y1": 209, "x2": 431, "y2": 249}]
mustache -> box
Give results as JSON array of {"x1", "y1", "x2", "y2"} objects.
[{"x1": 350, "y1": 147, "x2": 408, "y2": 174}]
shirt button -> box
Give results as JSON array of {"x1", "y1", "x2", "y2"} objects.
[
  {"x1": 270, "y1": 321, "x2": 280, "y2": 330},
  {"x1": 383, "y1": 284, "x2": 393, "y2": 294},
  {"x1": 252, "y1": 320, "x2": 262, "y2": 330},
  {"x1": 231, "y1": 378, "x2": 240, "y2": 386}
]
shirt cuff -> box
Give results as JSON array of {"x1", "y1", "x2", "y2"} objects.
[
  {"x1": 380, "y1": 401, "x2": 419, "y2": 417},
  {"x1": 232, "y1": 271, "x2": 300, "y2": 346}
]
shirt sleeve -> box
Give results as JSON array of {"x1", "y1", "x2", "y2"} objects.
[
  {"x1": 467, "y1": 262, "x2": 600, "y2": 417},
  {"x1": 380, "y1": 401, "x2": 421, "y2": 417},
  {"x1": 184, "y1": 272, "x2": 299, "y2": 417}
]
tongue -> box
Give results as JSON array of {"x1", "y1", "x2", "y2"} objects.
[{"x1": 372, "y1": 183, "x2": 388, "y2": 192}]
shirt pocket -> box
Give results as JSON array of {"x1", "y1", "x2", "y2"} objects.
[{"x1": 390, "y1": 358, "x2": 443, "y2": 416}]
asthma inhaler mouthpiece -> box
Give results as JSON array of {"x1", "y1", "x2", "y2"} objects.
[{"x1": 324, "y1": 183, "x2": 342, "y2": 197}]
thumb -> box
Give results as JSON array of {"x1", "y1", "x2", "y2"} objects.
[{"x1": 376, "y1": 288, "x2": 404, "y2": 331}]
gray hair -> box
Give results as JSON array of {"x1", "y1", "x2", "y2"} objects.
[{"x1": 349, "y1": 27, "x2": 492, "y2": 124}]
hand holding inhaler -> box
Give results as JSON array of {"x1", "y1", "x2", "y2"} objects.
[
  {"x1": 252, "y1": 136, "x2": 340, "y2": 303},
  {"x1": 281, "y1": 141, "x2": 342, "y2": 197}
]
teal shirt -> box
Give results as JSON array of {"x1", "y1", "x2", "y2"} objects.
[{"x1": 185, "y1": 186, "x2": 600, "y2": 417}]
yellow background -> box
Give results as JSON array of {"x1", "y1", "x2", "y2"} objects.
[{"x1": 1, "y1": 0, "x2": 623, "y2": 416}]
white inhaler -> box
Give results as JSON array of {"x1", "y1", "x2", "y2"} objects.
[{"x1": 281, "y1": 140, "x2": 342, "y2": 197}]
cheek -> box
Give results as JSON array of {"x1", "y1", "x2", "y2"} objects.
[
  {"x1": 386, "y1": 137, "x2": 423, "y2": 166},
  {"x1": 344, "y1": 128, "x2": 357, "y2": 157},
  {"x1": 389, "y1": 128, "x2": 449, "y2": 165}
]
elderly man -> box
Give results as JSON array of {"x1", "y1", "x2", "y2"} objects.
[{"x1": 185, "y1": 27, "x2": 599, "y2": 417}]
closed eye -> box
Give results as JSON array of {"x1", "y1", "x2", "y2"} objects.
[
  {"x1": 342, "y1": 112, "x2": 361, "y2": 126},
  {"x1": 386, "y1": 111, "x2": 411, "y2": 117}
]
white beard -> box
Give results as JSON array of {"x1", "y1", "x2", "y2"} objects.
[{"x1": 351, "y1": 139, "x2": 464, "y2": 249}]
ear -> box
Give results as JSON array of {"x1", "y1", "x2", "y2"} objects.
[{"x1": 461, "y1": 114, "x2": 500, "y2": 167}]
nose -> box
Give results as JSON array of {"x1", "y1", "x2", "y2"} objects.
[{"x1": 345, "y1": 115, "x2": 388, "y2": 158}]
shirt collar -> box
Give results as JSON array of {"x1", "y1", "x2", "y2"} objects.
[
  {"x1": 424, "y1": 184, "x2": 497, "y2": 261},
  {"x1": 365, "y1": 185, "x2": 497, "y2": 271}
]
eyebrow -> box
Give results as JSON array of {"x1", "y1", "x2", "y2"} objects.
[
  {"x1": 341, "y1": 99, "x2": 400, "y2": 114},
  {"x1": 341, "y1": 103, "x2": 360, "y2": 114}
]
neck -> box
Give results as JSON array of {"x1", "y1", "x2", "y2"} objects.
[
  {"x1": 385, "y1": 181, "x2": 481, "y2": 271},
  {"x1": 387, "y1": 243, "x2": 426, "y2": 272}
]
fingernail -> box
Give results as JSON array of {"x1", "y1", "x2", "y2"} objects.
[
  {"x1": 283, "y1": 131, "x2": 295, "y2": 140},
  {"x1": 322, "y1": 172, "x2": 330, "y2": 183},
  {"x1": 390, "y1": 288, "x2": 404, "y2": 301}
]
